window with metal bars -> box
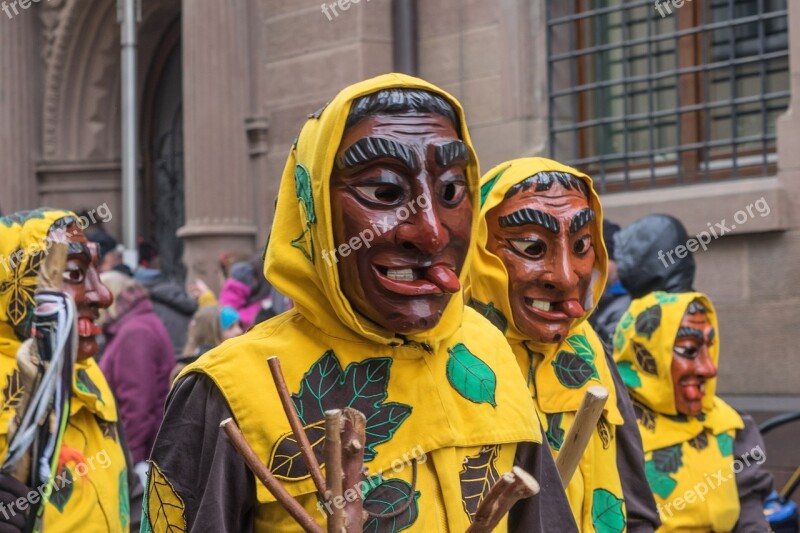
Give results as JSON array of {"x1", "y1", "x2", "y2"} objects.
[{"x1": 546, "y1": 0, "x2": 789, "y2": 193}]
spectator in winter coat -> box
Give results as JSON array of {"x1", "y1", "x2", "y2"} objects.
[
  {"x1": 134, "y1": 241, "x2": 198, "y2": 356},
  {"x1": 589, "y1": 219, "x2": 631, "y2": 348},
  {"x1": 99, "y1": 271, "x2": 174, "y2": 475}
]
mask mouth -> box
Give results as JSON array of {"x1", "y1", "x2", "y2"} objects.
[
  {"x1": 679, "y1": 377, "x2": 707, "y2": 402},
  {"x1": 373, "y1": 262, "x2": 460, "y2": 296},
  {"x1": 523, "y1": 297, "x2": 585, "y2": 321},
  {"x1": 77, "y1": 316, "x2": 101, "y2": 338}
]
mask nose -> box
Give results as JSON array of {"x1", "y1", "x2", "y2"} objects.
[
  {"x1": 394, "y1": 203, "x2": 448, "y2": 255},
  {"x1": 695, "y1": 347, "x2": 717, "y2": 379},
  {"x1": 540, "y1": 241, "x2": 578, "y2": 291},
  {"x1": 85, "y1": 268, "x2": 113, "y2": 310}
]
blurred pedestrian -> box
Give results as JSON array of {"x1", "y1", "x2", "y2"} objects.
[
  {"x1": 218, "y1": 256, "x2": 272, "y2": 330},
  {"x1": 614, "y1": 214, "x2": 695, "y2": 299},
  {"x1": 590, "y1": 219, "x2": 631, "y2": 347},
  {"x1": 170, "y1": 305, "x2": 242, "y2": 382},
  {"x1": 134, "y1": 239, "x2": 198, "y2": 356},
  {"x1": 99, "y1": 271, "x2": 174, "y2": 483}
]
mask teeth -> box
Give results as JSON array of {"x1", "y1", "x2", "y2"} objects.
[
  {"x1": 386, "y1": 268, "x2": 417, "y2": 281},
  {"x1": 528, "y1": 299, "x2": 551, "y2": 312}
]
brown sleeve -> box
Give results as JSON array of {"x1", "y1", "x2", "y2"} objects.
[
  {"x1": 605, "y1": 347, "x2": 661, "y2": 532},
  {"x1": 508, "y1": 437, "x2": 579, "y2": 532},
  {"x1": 146, "y1": 373, "x2": 256, "y2": 533},
  {"x1": 732, "y1": 414, "x2": 773, "y2": 533}
]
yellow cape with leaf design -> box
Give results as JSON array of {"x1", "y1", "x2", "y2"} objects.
[
  {"x1": 613, "y1": 291, "x2": 743, "y2": 532},
  {"x1": 0, "y1": 209, "x2": 130, "y2": 532}
]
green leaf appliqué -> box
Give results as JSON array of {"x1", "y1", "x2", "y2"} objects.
[
  {"x1": 49, "y1": 466, "x2": 73, "y2": 512},
  {"x1": 294, "y1": 164, "x2": 315, "y2": 224},
  {"x1": 652, "y1": 443, "x2": 684, "y2": 474},
  {"x1": 76, "y1": 369, "x2": 104, "y2": 404},
  {"x1": 635, "y1": 305, "x2": 662, "y2": 340},
  {"x1": 591, "y1": 488, "x2": 626, "y2": 533},
  {"x1": 552, "y1": 350, "x2": 599, "y2": 389},
  {"x1": 467, "y1": 298, "x2": 508, "y2": 334},
  {"x1": 633, "y1": 402, "x2": 657, "y2": 432},
  {"x1": 716, "y1": 432, "x2": 734, "y2": 457},
  {"x1": 633, "y1": 341, "x2": 658, "y2": 375},
  {"x1": 480, "y1": 168, "x2": 507, "y2": 207},
  {"x1": 654, "y1": 292, "x2": 678, "y2": 304},
  {"x1": 459, "y1": 446, "x2": 501, "y2": 522},
  {"x1": 616, "y1": 361, "x2": 642, "y2": 388},
  {"x1": 545, "y1": 413, "x2": 565, "y2": 451},
  {"x1": 363, "y1": 476, "x2": 420, "y2": 533},
  {"x1": 119, "y1": 468, "x2": 130, "y2": 529},
  {"x1": 618, "y1": 312, "x2": 634, "y2": 331},
  {"x1": 645, "y1": 459, "x2": 678, "y2": 499},
  {"x1": 269, "y1": 351, "x2": 412, "y2": 480},
  {"x1": 446, "y1": 344, "x2": 497, "y2": 406},
  {"x1": 689, "y1": 431, "x2": 709, "y2": 451}
]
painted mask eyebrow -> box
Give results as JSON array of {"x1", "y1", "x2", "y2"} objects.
[
  {"x1": 434, "y1": 140, "x2": 469, "y2": 168},
  {"x1": 675, "y1": 326, "x2": 705, "y2": 342},
  {"x1": 498, "y1": 208, "x2": 560, "y2": 234},
  {"x1": 569, "y1": 208, "x2": 596, "y2": 234},
  {"x1": 67, "y1": 242, "x2": 93, "y2": 259},
  {"x1": 335, "y1": 136, "x2": 419, "y2": 172}
]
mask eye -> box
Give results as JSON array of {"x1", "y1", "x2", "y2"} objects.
[
  {"x1": 673, "y1": 345, "x2": 698, "y2": 360},
  {"x1": 507, "y1": 238, "x2": 547, "y2": 260},
  {"x1": 573, "y1": 234, "x2": 592, "y2": 255},
  {"x1": 62, "y1": 266, "x2": 85, "y2": 284},
  {"x1": 439, "y1": 179, "x2": 467, "y2": 207},
  {"x1": 352, "y1": 184, "x2": 405, "y2": 206}
]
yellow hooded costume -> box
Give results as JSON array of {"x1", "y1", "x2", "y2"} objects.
[
  {"x1": 613, "y1": 292, "x2": 745, "y2": 532},
  {"x1": 468, "y1": 157, "x2": 635, "y2": 532},
  {"x1": 143, "y1": 74, "x2": 548, "y2": 532},
  {"x1": 0, "y1": 209, "x2": 131, "y2": 532}
]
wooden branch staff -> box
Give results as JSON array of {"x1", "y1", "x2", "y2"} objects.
[
  {"x1": 466, "y1": 466, "x2": 540, "y2": 533},
  {"x1": 220, "y1": 357, "x2": 367, "y2": 533},
  {"x1": 220, "y1": 418, "x2": 324, "y2": 533},
  {"x1": 555, "y1": 385, "x2": 609, "y2": 486}
]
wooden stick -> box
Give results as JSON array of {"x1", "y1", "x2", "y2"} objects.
[
  {"x1": 555, "y1": 385, "x2": 609, "y2": 486},
  {"x1": 267, "y1": 356, "x2": 327, "y2": 496},
  {"x1": 466, "y1": 466, "x2": 540, "y2": 533},
  {"x1": 324, "y1": 410, "x2": 345, "y2": 533},
  {"x1": 340, "y1": 408, "x2": 366, "y2": 533},
  {"x1": 220, "y1": 418, "x2": 324, "y2": 533}
]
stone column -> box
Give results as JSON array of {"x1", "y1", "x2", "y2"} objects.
[
  {"x1": 178, "y1": 0, "x2": 257, "y2": 289},
  {"x1": 0, "y1": 8, "x2": 40, "y2": 212}
]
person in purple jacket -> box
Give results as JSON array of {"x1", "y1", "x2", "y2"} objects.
[
  {"x1": 98, "y1": 270, "x2": 174, "y2": 483},
  {"x1": 218, "y1": 256, "x2": 272, "y2": 329}
]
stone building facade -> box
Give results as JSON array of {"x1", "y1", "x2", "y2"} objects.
[{"x1": 0, "y1": 0, "x2": 798, "y2": 408}]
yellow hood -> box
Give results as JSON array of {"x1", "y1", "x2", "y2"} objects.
[
  {"x1": 467, "y1": 157, "x2": 607, "y2": 347},
  {"x1": 613, "y1": 292, "x2": 742, "y2": 449},
  {"x1": 0, "y1": 208, "x2": 74, "y2": 355},
  {"x1": 265, "y1": 73, "x2": 481, "y2": 348}
]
